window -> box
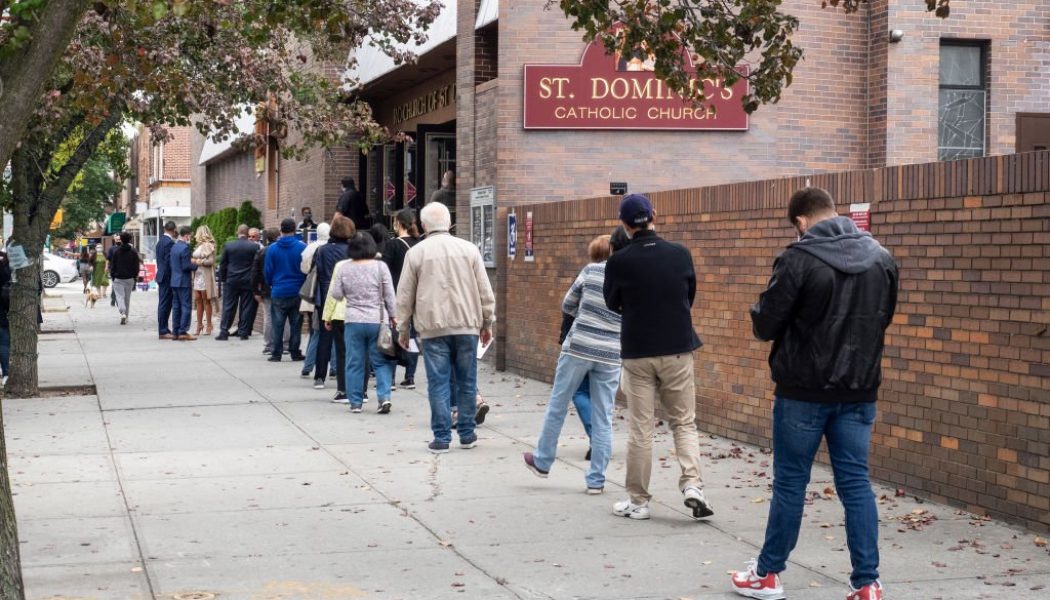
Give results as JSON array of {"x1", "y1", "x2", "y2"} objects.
[{"x1": 938, "y1": 42, "x2": 988, "y2": 161}]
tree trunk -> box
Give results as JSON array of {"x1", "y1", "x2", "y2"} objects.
[
  {"x1": 0, "y1": 0, "x2": 89, "y2": 173},
  {"x1": 0, "y1": 391, "x2": 26, "y2": 600}
]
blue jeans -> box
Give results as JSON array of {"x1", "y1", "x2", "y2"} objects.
[
  {"x1": 157, "y1": 283, "x2": 173, "y2": 335},
  {"x1": 758, "y1": 397, "x2": 880, "y2": 589},
  {"x1": 0, "y1": 325, "x2": 10, "y2": 376},
  {"x1": 533, "y1": 353, "x2": 619, "y2": 489},
  {"x1": 303, "y1": 322, "x2": 320, "y2": 372},
  {"x1": 269, "y1": 296, "x2": 302, "y2": 359},
  {"x1": 344, "y1": 322, "x2": 392, "y2": 408},
  {"x1": 170, "y1": 286, "x2": 192, "y2": 335},
  {"x1": 422, "y1": 335, "x2": 478, "y2": 444},
  {"x1": 573, "y1": 375, "x2": 593, "y2": 438}
]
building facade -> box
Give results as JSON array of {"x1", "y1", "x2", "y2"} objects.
[{"x1": 125, "y1": 124, "x2": 195, "y2": 257}]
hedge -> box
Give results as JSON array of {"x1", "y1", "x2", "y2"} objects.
[{"x1": 190, "y1": 201, "x2": 263, "y2": 257}]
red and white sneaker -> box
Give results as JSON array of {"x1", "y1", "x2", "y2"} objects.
[
  {"x1": 846, "y1": 581, "x2": 883, "y2": 600},
  {"x1": 730, "y1": 559, "x2": 785, "y2": 600}
]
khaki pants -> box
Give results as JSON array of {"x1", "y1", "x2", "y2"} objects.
[{"x1": 623, "y1": 353, "x2": 703, "y2": 504}]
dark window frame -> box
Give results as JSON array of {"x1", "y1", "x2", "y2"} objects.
[{"x1": 938, "y1": 39, "x2": 990, "y2": 161}]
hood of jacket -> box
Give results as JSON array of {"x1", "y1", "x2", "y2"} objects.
[
  {"x1": 790, "y1": 216, "x2": 887, "y2": 275},
  {"x1": 273, "y1": 235, "x2": 300, "y2": 250},
  {"x1": 316, "y1": 222, "x2": 331, "y2": 242}
]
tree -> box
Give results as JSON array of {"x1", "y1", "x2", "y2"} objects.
[
  {"x1": 0, "y1": 0, "x2": 91, "y2": 181},
  {"x1": 45, "y1": 131, "x2": 129, "y2": 241},
  {"x1": 552, "y1": 0, "x2": 951, "y2": 112},
  {"x1": 0, "y1": 1, "x2": 441, "y2": 596}
]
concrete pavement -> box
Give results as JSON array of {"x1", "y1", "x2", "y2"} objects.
[{"x1": 4, "y1": 283, "x2": 1049, "y2": 599}]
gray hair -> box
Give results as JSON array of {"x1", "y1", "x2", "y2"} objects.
[{"x1": 420, "y1": 202, "x2": 451, "y2": 233}]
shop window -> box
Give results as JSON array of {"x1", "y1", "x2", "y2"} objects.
[{"x1": 938, "y1": 41, "x2": 988, "y2": 161}]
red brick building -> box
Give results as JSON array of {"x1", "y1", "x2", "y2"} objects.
[{"x1": 124, "y1": 125, "x2": 194, "y2": 258}]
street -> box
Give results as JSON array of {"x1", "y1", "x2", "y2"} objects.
[{"x1": 3, "y1": 283, "x2": 1048, "y2": 599}]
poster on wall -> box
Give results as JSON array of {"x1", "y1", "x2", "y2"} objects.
[
  {"x1": 508, "y1": 212, "x2": 517, "y2": 259},
  {"x1": 849, "y1": 203, "x2": 871, "y2": 232},
  {"x1": 524, "y1": 211, "x2": 534, "y2": 262},
  {"x1": 470, "y1": 186, "x2": 496, "y2": 268}
]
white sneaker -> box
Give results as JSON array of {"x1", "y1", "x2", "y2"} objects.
[
  {"x1": 730, "y1": 558, "x2": 785, "y2": 599},
  {"x1": 683, "y1": 486, "x2": 714, "y2": 519},
  {"x1": 612, "y1": 498, "x2": 650, "y2": 520}
]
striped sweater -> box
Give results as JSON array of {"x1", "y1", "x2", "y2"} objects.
[{"x1": 561, "y1": 262, "x2": 622, "y2": 365}]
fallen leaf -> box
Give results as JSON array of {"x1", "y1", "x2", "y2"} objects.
[{"x1": 1034, "y1": 537, "x2": 1047, "y2": 548}]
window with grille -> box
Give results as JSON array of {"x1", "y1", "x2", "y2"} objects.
[{"x1": 938, "y1": 42, "x2": 988, "y2": 161}]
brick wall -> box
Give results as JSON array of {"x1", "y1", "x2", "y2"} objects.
[
  {"x1": 502, "y1": 151, "x2": 1050, "y2": 532},
  {"x1": 883, "y1": 1, "x2": 1050, "y2": 164},
  {"x1": 205, "y1": 150, "x2": 266, "y2": 215},
  {"x1": 160, "y1": 126, "x2": 193, "y2": 181},
  {"x1": 493, "y1": 1, "x2": 872, "y2": 205}
]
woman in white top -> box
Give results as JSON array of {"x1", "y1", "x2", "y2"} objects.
[{"x1": 329, "y1": 233, "x2": 397, "y2": 414}]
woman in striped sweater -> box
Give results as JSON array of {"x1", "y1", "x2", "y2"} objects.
[{"x1": 523, "y1": 235, "x2": 622, "y2": 494}]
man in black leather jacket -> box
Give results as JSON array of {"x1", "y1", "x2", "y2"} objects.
[{"x1": 731, "y1": 187, "x2": 898, "y2": 600}]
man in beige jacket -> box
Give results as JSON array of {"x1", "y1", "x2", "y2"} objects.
[{"x1": 396, "y1": 202, "x2": 496, "y2": 454}]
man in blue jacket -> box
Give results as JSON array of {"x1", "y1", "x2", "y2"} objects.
[
  {"x1": 154, "y1": 221, "x2": 177, "y2": 339},
  {"x1": 169, "y1": 226, "x2": 198, "y2": 341},
  {"x1": 263, "y1": 218, "x2": 307, "y2": 361}
]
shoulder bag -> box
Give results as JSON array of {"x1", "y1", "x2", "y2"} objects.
[
  {"x1": 299, "y1": 253, "x2": 318, "y2": 304},
  {"x1": 375, "y1": 262, "x2": 398, "y2": 358}
]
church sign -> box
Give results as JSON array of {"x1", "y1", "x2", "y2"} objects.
[{"x1": 523, "y1": 39, "x2": 749, "y2": 131}]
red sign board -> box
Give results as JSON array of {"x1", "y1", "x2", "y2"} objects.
[
  {"x1": 523, "y1": 38, "x2": 749, "y2": 131},
  {"x1": 849, "y1": 203, "x2": 871, "y2": 232},
  {"x1": 405, "y1": 180, "x2": 417, "y2": 205},
  {"x1": 384, "y1": 180, "x2": 396, "y2": 202}
]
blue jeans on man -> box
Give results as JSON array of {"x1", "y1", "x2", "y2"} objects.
[
  {"x1": 170, "y1": 286, "x2": 192, "y2": 336},
  {"x1": 269, "y1": 296, "x2": 302, "y2": 359},
  {"x1": 344, "y1": 322, "x2": 392, "y2": 409},
  {"x1": 532, "y1": 353, "x2": 619, "y2": 489},
  {"x1": 157, "y1": 283, "x2": 173, "y2": 335},
  {"x1": 757, "y1": 397, "x2": 880, "y2": 589},
  {"x1": 422, "y1": 335, "x2": 479, "y2": 444}
]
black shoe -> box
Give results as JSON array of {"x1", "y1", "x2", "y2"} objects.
[
  {"x1": 399, "y1": 379, "x2": 416, "y2": 389},
  {"x1": 238, "y1": 335, "x2": 250, "y2": 340},
  {"x1": 267, "y1": 356, "x2": 281, "y2": 362},
  {"x1": 290, "y1": 354, "x2": 305, "y2": 362},
  {"x1": 215, "y1": 333, "x2": 229, "y2": 341},
  {"x1": 428, "y1": 440, "x2": 450, "y2": 454},
  {"x1": 313, "y1": 378, "x2": 325, "y2": 390},
  {"x1": 378, "y1": 399, "x2": 392, "y2": 414},
  {"x1": 460, "y1": 435, "x2": 478, "y2": 449},
  {"x1": 585, "y1": 447, "x2": 592, "y2": 461},
  {"x1": 475, "y1": 402, "x2": 490, "y2": 425}
]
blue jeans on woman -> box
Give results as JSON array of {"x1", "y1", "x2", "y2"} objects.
[
  {"x1": 532, "y1": 353, "x2": 620, "y2": 489},
  {"x1": 344, "y1": 322, "x2": 392, "y2": 409},
  {"x1": 757, "y1": 397, "x2": 880, "y2": 589},
  {"x1": 572, "y1": 375, "x2": 593, "y2": 438}
]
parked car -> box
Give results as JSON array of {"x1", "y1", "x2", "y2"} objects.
[{"x1": 42, "y1": 252, "x2": 79, "y2": 288}]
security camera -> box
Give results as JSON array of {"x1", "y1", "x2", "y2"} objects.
[{"x1": 889, "y1": 29, "x2": 905, "y2": 43}]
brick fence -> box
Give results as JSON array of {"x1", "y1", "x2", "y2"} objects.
[{"x1": 501, "y1": 151, "x2": 1050, "y2": 531}]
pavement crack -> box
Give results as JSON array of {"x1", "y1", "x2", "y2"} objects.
[{"x1": 426, "y1": 455, "x2": 443, "y2": 501}]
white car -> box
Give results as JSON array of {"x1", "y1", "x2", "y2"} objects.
[{"x1": 42, "y1": 253, "x2": 80, "y2": 288}]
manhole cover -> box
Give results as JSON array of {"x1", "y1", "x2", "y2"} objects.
[{"x1": 172, "y1": 593, "x2": 217, "y2": 600}]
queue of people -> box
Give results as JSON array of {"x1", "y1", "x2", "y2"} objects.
[{"x1": 138, "y1": 186, "x2": 895, "y2": 600}]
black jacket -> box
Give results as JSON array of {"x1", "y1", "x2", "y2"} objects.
[
  {"x1": 109, "y1": 244, "x2": 141, "y2": 280},
  {"x1": 382, "y1": 236, "x2": 419, "y2": 290},
  {"x1": 251, "y1": 246, "x2": 270, "y2": 298},
  {"x1": 337, "y1": 187, "x2": 368, "y2": 231},
  {"x1": 313, "y1": 238, "x2": 349, "y2": 306},
  {"x1": 751, "y1": 216, "x2": 899, "y2": 404},
  {"x1": 219, "y1": 238, "x2": 260, "y2": 287},
  {"x1": 603, "y1": 229, "x2": 702, "y2": 359}
]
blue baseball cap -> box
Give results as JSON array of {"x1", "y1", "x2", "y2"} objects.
[{"x1": 618, "y1": 193, "x2": 653, "y2": 226}]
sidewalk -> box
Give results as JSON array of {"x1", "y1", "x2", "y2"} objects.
[{"x1": 4, "y1": 284, "x2": 1049, "y2": 600}]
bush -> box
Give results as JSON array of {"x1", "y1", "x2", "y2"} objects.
[
  {"x1": 191, "y1": 206, "x2": 239, "y2": 257},
  {"x1": 237, "y1": 200, "x2": 263, "y2": 229}
]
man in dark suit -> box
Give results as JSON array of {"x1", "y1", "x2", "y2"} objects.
[
  {"x1": 216, "y1": 224, "x2": 261, "y2": 340},
  {"x1": 169, "y1": 226, "x2": 198, "y2": 341},
  {"x1": 154, "y1": 221, "x2": 178, "y2": 340}
]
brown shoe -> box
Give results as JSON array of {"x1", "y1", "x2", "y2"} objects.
[
  {"x1": 159, "y1": 333, "x2": 176, "y2": 340},
  {"x1": 177, "y1": 334, "x2": 198, "y2": 341}
]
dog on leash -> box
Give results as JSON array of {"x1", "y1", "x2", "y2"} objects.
[{"x1": 84, "y1": 290, "x2": 100, "y2": 308}]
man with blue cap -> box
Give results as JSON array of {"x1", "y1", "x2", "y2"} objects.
[{"x1": 603, "y1": 193, "x2": 713, "y2": 521}]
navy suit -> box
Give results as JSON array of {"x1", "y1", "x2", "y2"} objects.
[
  {"x1": 155, "y1": 234, "x2": 175, "y2": 335},
  {"x1": 168, "y1": 239, "x2": 197, "y2": 336}
]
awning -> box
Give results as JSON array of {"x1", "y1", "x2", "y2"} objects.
[
  {"x1": 344, "y1": 1, "x2": 457, "y2": 88},
  {"x1": 198, "y1": 108, "x2": 257, "y2": 166},
  {"x1": 104, "y1": 212, "x2": 126, "y2": 235},
  {"x1": 476, "y1": 0, "x2": 497, "y2": 29}
]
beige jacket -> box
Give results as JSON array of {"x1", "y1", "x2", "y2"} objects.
[{"x1": 396, "y1": 231, "x2": 495, "y2": 340}]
